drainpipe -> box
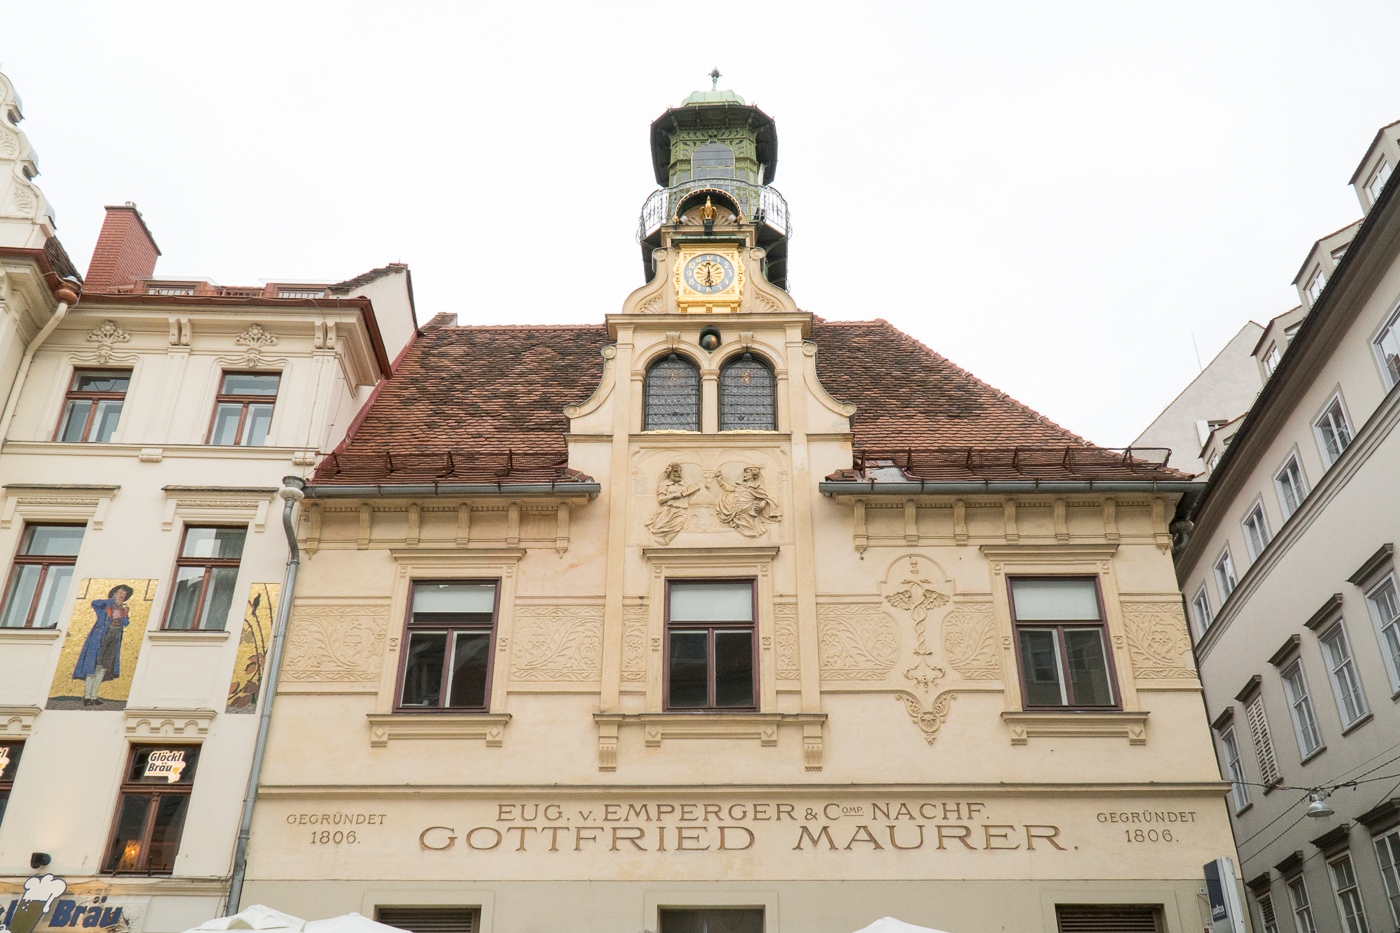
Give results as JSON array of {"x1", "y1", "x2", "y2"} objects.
[
  {"x1": 226, "y1": 474, "x2": 305, "y2": 914},
  {"x1": 0, "y1": 283, "x2": 79, "y2": 451}
]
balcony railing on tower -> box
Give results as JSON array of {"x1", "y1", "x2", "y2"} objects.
[{"x1": 637, "y1": 179, "x2": 791, "y2": 243}]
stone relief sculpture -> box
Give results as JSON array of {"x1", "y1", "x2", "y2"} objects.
[
  {"x1": 282, "y1": 605, "x2": 388, "y2": 682},
  {"x1": 644, "y1": 463, "x2": 702, "y2": 544},
  {"x1": 1122, "y1": 602, "x2": 1197, "y2": 680},
  {"x1": 941, "y1": 602, "x2": 1000, "y2": 681},
  {"x1": 882, "y1": 555, "x2": 956, "y2": 744},
  {"x1": 511, "y1": 606, "x2": 604, "y2": 682},
  {"x1": 773, "y1": 604, "x2": 799, "y2": 680},
  {"x1": 714, "y1": 465, "x2": 782, "y2": 537},
  {"x1": 818, "y1": 606, "x2": 900, "y2": 681}
]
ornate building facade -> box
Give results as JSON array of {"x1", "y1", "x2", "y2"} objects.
[
  {"x1": 238, "y1": 83, "x2": 1239, "y2": 933},
  {"x1": 0, "y1": 68, "x2": 416, "y2": 933}
]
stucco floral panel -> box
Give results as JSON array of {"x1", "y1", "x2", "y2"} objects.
[
  {"x1": 621, "y1": 605, "x2": 647, "y2": 682},
  {"x1": 941, "y1": 601, "x2": 1000, "y2": 681},
  {"x1": 774, "y1": 604, "x2": 799, "y2": 681},
  {"x1": 510, "y1": 606, "x2": 604, "y2": 682},
  {"x1": 1121, "y1": 601, "x2": 1197, "y2": 680},
  {"x1": 818, "y1": 605, "x2": 899, "y2": 681},
  {"x1": 282, "y1": 604, "x2": 388, "y2": 683}
]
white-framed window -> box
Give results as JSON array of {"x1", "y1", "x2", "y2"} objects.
[
  {"x1": 1206, "y1": 452, "x2": 1221, "y2": 474},
  {"x1": 1221, "y1": 725, "x2": 1250, "y2": 812},
  {"x1": 1275, "y1": 454, "x2": 1309, "y2": 520},
  {"x1": 1369, "y1": 160, "x2": 1393, "y2": 204},
  {"x1": 1256, "y1": 892, "x2": 1280, "y2": 933},
  {"x1": 1374, "y1": 305, "x2": 1400, "y2": 388},
  {"x1": 1288, "y1": 876, "x2": 1318, "y2": 933},
  {"x1": 1285, "y1": 323, "x2": 1301, "y2": 346},
  {"x1": 1315, "y1": 393, "x2": 1354, "y2": 467},
  {"x1": 1245, "y1": 693, "x2": 1282, "y2": 785},
  {"x1": 1264, "y1": 344, "x2": 1282, "y2": 376},
  {"x1": 1366, "y1": 574, "x2": 1400, "y2": 692},
  {"x1": 1281, "y1": 660, "x2": 1324, "y2": 757},
  {"x1": 1192, "y1": 586, "x2": 1213, "y2": 635},
  {"x1": 1319, "y1": 622, "x2": 1369, "y2": 728},
  {"x1": 1243, "y1": 501, "x2": 1272, "y2": 561},
  {"x1": 1306, "y1": 268, "x2": 1327, "y2": 305},
  {"x1": 1374, "y1": 828, "x2": 1400, "y2": 928},
  {"x1": 1215, "y1": 548, "x2": 1238, "y2": 600},
  {"x1": 1329, "y1": 853, "x2": 1371, "y2": 933}
]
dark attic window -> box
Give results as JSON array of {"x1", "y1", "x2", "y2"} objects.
[{"x1": 645, "y1": 355, "x2": 700, "y2": 431}]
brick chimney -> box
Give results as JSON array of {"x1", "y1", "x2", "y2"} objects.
[{"x1": 84, "y1": 203, "x2": 160, "y2": 292}]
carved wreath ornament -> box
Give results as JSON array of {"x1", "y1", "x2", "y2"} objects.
[{"x1": 86, "y1": 320, "x2": 131, "y2": 363}]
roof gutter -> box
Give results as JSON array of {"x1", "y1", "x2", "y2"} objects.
[
  {"x1": 305, "y1": 482, "x2": 601, "y2": 499},
  {"x1": 819, "y1": 479, "x2": 1206, "y2": 497}
]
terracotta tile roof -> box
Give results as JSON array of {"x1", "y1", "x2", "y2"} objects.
[
  {"x1": 823, "y1": 446, "x2": 1183, "y2": 483},
  {"x1": 329, "y1": 263, "x2": 408, "y2": 291},
  {"x1": 315, "y1": 315, "x2": 1189, "y2": 486}
]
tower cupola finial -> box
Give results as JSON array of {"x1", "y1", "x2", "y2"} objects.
[{"x1": 710, "y1": 68, "x2": 721, "y2": 91}]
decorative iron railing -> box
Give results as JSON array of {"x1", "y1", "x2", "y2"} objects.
[{"x1": 637, "y1": 179, "x2": 791, "y2": 242}]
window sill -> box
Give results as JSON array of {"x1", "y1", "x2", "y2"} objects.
[
  {"x1": 1001, "y1": 709, "x2": 1149, "y2": 745},
  {"x1": 1341, "y1": 713, "x2": 1374, "y2": 737},
  {"x1": 147, "y1": 629, "x2": 233, "y2": 645},
  {"x1": 366, "y1": 712, "x2": 511, "y2": 748},
  {"x1": 593, "y1": 712, "x2": 828, "y2": 772},
  {"x1": 0, "y1": 627, "x2": 62, "y2": 643},
  {"x1": 1299, "y1": 745, "x2": 1328, "y2": 766}
]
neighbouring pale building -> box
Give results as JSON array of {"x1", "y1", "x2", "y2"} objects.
[
  {"x1": 240, "y1": 80, "x2": 1240, "y2": 933},
  {"x1": 1172, "y1": 116, "x2": 1400, "y2": 933},
  {"x1": 0, "y1": 67, "x2": 415, "y2": 933}
]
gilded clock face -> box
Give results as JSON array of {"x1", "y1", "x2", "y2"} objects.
[{"x1": 682, "y1": 253, "x2": 737, "y2": 294}]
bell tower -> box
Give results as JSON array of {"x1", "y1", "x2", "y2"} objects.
[{"x1": 637, "y1": 71, "x2": 791, "y2": 293}]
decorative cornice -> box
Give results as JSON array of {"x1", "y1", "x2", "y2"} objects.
[
  {"x1": 1274, "y1": 850, "x2": 1305, "y2": 876},
  {"x1": 1235, "y1": 674, "x2": 1263, "y2": 704},
  {"x1": 124, "y1": 707, "x2": 216, "y2": 737},
  {"x1": 1269, "y1": 634, "x2": 1302, "y2": 667},
  {"x1": 1357, "y1": 797, "x2": 1400, "y2": 835},
  {"x1": 0, "y1": 706, "x2": 41, "y2": 736},
  {"x1": 1303, "y1": 594, "x2": 1344, "y2": 632},
  {"x1": 1309, "y1": 822, "x2": 1352, "y2": 855},
  {"x1": 1348, "y1": 543, "x2": 1394, "y2": 586}
]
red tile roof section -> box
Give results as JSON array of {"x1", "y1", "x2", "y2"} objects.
[{"x1": 314, "y1": 315, "x2": 1189, "y2": 485}]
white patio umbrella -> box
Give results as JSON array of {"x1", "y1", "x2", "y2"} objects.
[
  {"x1": 850, "y1": 918, "x2": 952, "y2": 933},
  {"x1": 182, "y1": 906, "x2": 306, "y2": 933},
  {"x1": 305, "y1": 913, "x2": 411, "y2": 933}
]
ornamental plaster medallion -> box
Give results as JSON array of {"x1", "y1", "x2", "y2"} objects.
[
  {"x1": 713, "y1": 464, "x2": 781, "y2": 537},
  {"x1": 86, "y1": 320, "x2": 131, "y2": 363},
  {"x1": 510, "y1": 606, "x2": 603, "y2": 682},
  {"x1": 235, "y1": 323, "x2": 279, "y2": 365},
  {"x1": 893, "y1": 689, "x2": 956, "y2": 746}
]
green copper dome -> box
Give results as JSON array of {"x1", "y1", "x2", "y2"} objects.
[{"x1": 680, "y1": 88, "x2": 746, "y2": 106}]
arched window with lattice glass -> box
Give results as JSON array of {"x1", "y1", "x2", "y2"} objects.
[
  {"x1": 644, "y1": 354, "x2": 701, "y2": 431},
  {"x1": 719, "y1": 353, "x2": 775, "y2": 431}
]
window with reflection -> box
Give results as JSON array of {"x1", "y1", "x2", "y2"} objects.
[
  {"x1": 644, "y1": 354, "x2": 700, "y2": 431},
  {"x1": 165, "y1": 527, "x2": 245, "y2": 630},
  {"x1": 0, "y1": 741, "x2": 23, "y2": 827},
  {"x1": 56, "y1": 369, "x2": 130, "y2": 443},
  {"x1": 690, "y1": 142, "x2": 735, "y2": 180},
  {"x1": 719, "y1": 353, "x2": 775, "y2": 431},
  {"x1": 0, "y1": 524, "x2": 84, "y2": 628},
  {"x1": 102, "y1": 745, "x2": 200, "y2": 875},
  {"x1": 208, "y1": 372, "x2": 280, "y2": 446},
  {"x1": 398, "y1": 582, "x2": 499, "y2": 711},
  {"x1": 1010, "y1": 577, "x2": 1117, "y2": 709},
  {"x1": 666, "y1": 580, "x2": 756, "y2": 711}
]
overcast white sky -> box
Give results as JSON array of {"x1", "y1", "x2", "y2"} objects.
[{"x1": 3, "y1": 1, "x2": 1398, "y2": 451}]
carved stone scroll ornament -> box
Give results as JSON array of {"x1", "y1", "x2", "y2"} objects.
[
  {"x1": 774, "y1": 604, "x2": 799, "y2": 680},
  {"x1": 885, "y1": 572, "x2": 949, "y2": 693},
  {"x1": 621, "y1": 606, "x2": 647, "y2": 682},
  {"x1": 645, "y1": 462, "x2": 702, "y2": 545},
  {"x1": 894, "y1": 689, "x2": 956, "y2": 745},
  {"x1": 818, "y1": 605, "x2": 899, "y2": 680},
  {"x1": 86, "y1": 320, "x2": 131, "y2": 363},
  {"x1": 714, "y1": 464, "x2": 781, "y2": 537},
  {"x1": 1122, "y1": 602, "x2": 1197, "y2": 680},
  {"x1": 282, "y1": 606, "x2": 388, "y2": 682},
  {"x1": 510, "y1": 606, "x2": 603, "y2": 681},
  {"x1": 941, "y1": 602, "x2": 1000, "y2": 680}
]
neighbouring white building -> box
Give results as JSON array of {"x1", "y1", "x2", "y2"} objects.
[
  {"x1": 0, "y1": 68, "x2": 415, "y2": 933},
  {"x1": 1172, "y1": 115, "x2": 1400, "y2": 933}
]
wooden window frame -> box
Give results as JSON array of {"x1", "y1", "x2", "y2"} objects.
[
  {"x1": 162, "y1": 525, "x2": 246, "y2": 631},
  {"x1": 1287, "y1": 876, "x2": 1318, "y2": 933},
  {"x1": 1327, "y1": 853, "x2": 1371, "y2": 933},
  {"x1": 100, "y1": 744, "x2": 200, "y2": 876},
  {"x1": 1, "y1": 523, "x2": 84, "y2": 628},
  {"x1": 663, "y1": 578, "x2": 759, "y2": 712},
  {"x1": 205, "y1": 371, "x2": 280, "y2": 446},
  {"x1": 643, "y1": 354, "x2": 701, "y2": 432},
  {"x1": 1008, "y1": 575, "x2": 1121, "y2": 711},
  {"x1": 393, "y1": 579, "x2": 501, "y2": 713},
  {"x1": 52, "y1": 368, "x2": 131, "y2": 443}
]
